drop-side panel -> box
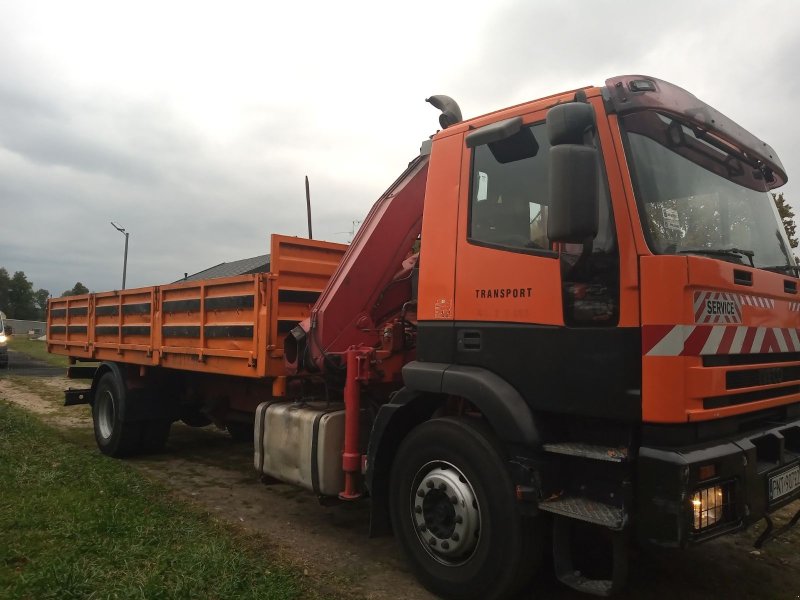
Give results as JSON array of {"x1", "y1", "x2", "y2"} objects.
[
  {"x1": 46, "y1": 235, "x2": 348, "y2": 379},
  {"x1": 159, "y1": 274, "x2": 264, "y2": 377},
  {"x1": 47, "y1": 294, "x2": 92, "y2": 360},
  {"x1": 267, "y1": 235, "x2": 348, "y2": 376},
  {"x1": 92, "y1": 288, "x2": 157, "y2": 365}
]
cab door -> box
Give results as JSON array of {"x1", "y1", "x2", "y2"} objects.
[
  {"x1": 451, "y1": 106, "x2": 633, "y2": 419},
  {"x1": 454, "y1": 111, "x2": 563, "y2": 331}
]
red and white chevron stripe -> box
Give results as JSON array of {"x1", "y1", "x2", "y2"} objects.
[
  {"x1": 739, "y1": 295, "x2": 775, "y2": 309},
  {"x1": 643, "y1": 324, "x2": 800, "y2": 356}
]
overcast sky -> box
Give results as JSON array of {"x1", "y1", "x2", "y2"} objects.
[{"x1": 1, "y1": 0, "x2": 798, "y2": 296}]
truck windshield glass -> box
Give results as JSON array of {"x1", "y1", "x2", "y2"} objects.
[{"x1": 621, "y1": 111, "x2": 793, "y2": 269}]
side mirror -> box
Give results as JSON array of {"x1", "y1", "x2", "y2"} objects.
[
  {"x1": 546, "y1": 103, "x2": 599, "y2": 243},
  {"x1": 548, "y1": 145, "x2": 599, "y2": 242}
]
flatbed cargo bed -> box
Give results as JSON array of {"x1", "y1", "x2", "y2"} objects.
[{"x1": 47, "y1": 235, "x2": 346, "y2": 378}]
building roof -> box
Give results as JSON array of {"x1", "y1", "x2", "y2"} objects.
[{"x1": 176, "y1": 254, "x2": 270, "y2": 283}]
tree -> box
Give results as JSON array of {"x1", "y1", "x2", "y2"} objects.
[
  {"x1": 0, "y1": 268, "x2": 9, "y2": 313},
  {"x1": 773, "y1": 192, "x2": 798, "y2": 249},
  {"x1": 34, "y1": 288, "x2": 51, "y2": 320},
  {"x1": 61, "y1": 282, "x2": 90, "y2": 297},
  {"x1": 8, "y1": 271, "x2": 37, "y2": 319}
]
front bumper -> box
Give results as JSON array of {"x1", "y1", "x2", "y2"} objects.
[{"x1": 637, "y1": 416, "x2": 800, "y2": 548}]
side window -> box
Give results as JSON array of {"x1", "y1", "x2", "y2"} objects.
[{"x1": 469, "y1": 123, "x2": 552, "y2": 252}]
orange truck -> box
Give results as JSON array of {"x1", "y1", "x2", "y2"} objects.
[{"x1": 49, "y1": 75, "x2": 800, "y2": 599}]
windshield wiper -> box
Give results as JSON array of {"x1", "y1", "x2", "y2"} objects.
[
  {"x1": 762, "y1": 264, "x2": 800, "y2": 277},
  {"x1": 677, "y1": 247, "x2": 755, "y2": 267}
]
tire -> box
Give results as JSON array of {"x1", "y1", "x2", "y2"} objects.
[
  {"x1": 389, "y1": 417, "x2": 542, "y2": 600},
  {"x1": 226, "y1": 421, "x2": 253, "y2": 444},
  {"x1": 92, "y1": 372, "x2": 143, "y2": 457}
]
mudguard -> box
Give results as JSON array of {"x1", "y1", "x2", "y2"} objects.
[
  {"x1": 402, "y1": 361, "x2": 539, "y2": 445},
  {"x1": 365, "y1": 363, "x2": 540, "y2": 536}
]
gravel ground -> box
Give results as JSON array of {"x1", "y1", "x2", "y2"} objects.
[{"x1": 2, "y1": 372, "x2": 800, "y2": 599}]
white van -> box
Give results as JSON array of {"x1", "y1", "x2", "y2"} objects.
[{"x1": 0, "y1": 311, "x2": 8, "y2": 368}]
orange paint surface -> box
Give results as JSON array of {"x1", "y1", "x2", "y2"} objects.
[{"x1": 47, "y1": 235, "x2": 346, "y2": 378}]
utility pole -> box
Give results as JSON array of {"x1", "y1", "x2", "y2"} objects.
[
  {"x1": 110, "y1": 222, "x2": 130, "y2": 290},
  {"x1": 305, "y1": 175, "x2": 313, "y2": 239}
]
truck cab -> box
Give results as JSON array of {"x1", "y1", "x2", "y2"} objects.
[{"x1": 378, "y1": 75, "x2": 799, "y2": 595}]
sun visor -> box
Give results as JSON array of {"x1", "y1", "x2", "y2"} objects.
[{"x1": 605, "y1": 75, "x2": 786, "y2": 188}]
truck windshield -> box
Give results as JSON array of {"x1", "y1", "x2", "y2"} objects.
[{"x1": 621, "y1": 111, "x2": 793, "y2": 270}]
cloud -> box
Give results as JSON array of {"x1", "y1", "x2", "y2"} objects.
[{"x1": 1, "y1": 0, "x2": 799, "y2": 300}]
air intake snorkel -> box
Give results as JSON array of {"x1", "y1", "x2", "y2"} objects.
[{"x1": 426, "y1": 95, "x2": 463, "y2": 129}]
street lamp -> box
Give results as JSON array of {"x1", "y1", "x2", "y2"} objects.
[{"x1": 110, "y1": 222, "x2": 129, "y2": 290}]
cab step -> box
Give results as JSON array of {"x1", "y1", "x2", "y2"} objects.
[
  {"x1": 538, "y1": 495, "x2": 627, "y2": 530},
  {"x1": 553, "y1": 515, "x2": 628, "y2": 597},
  {"x1": 558, "y1": 572, "x2": 617, "y2": 597},
  {"x1": 543, "y1": 442, "x2": 628, "y2": 463}
]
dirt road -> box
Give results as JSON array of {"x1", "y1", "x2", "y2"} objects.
[
  {"x1": 3, "y1": 348, "x2": 63, "y2": 377},
  {"x1": 2, "y1": 374, "x2": 799, "y2": 599}
]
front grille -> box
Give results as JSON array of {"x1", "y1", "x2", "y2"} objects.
[
  {"x1": 704, "y1": 352, "x2": 800, "y2": 367},
  {"x1": 704, "y1": 385, "x2": 800, "y2": 409},
  {"x1": 727, "y1": 366, "x2": 800, "y2": 390},
  {"x1": 701, "y1": 353, "x2": 800, "y2": 410}
]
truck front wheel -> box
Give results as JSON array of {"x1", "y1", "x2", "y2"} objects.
[
  {"x1": 93, "y1": 372, "x2": 143, "y2": 457},
  {"x1": 389, "y1": 417, "x2": 541, "y2": 600}
]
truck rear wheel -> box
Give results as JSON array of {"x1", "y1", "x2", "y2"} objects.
[
  {"x1": 92, "y1": 372, "x2": 143, "y2": 457},
  {"x1": 389, "y1": 417, "x2": 541, "y2": 600}
]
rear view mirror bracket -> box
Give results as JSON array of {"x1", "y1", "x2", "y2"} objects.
[{"x1": 467, "y1": 117, "x2": 540, "y2": 164}]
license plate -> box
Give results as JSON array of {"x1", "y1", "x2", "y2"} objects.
[{"x1": 768, "y1": 464, "x2": 800, "y2": 502}]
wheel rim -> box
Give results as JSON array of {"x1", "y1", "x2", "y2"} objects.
[
  {"x1": 97, "y1": 389, "x2": 115, "y2": 440},
  {"x1": 411, "y1": 461, "x2": 481, "y2": 566}
]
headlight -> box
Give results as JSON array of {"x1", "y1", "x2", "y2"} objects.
[
  {"x1": 0, "y1": 334, "x2": 6, "y2": 345},
  {"x1": 691, "y1": 483, "x2": 732, "y2": 531}
]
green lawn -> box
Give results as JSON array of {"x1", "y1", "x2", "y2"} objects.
[
  {"x1": 0, "y1": 401, "x2": 314, "y2": 600},
  {"x1": 8, "y1": 336, "x2": 70, "y2": 368}
]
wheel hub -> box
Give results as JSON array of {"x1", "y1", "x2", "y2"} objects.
[
  {"x1": 412, "y1": 461, "x2": 480, "y2": 564},
  {"x1": 97, "y1": 390, "x2": 115, "y2": 440}
]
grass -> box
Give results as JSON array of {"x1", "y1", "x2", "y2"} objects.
[
  {"x1": 0, "y1": 401, "x2": 315, "y2": 600},
  {"x1": 7, "y1": 336, "x2": 70, "y2": 368}
]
